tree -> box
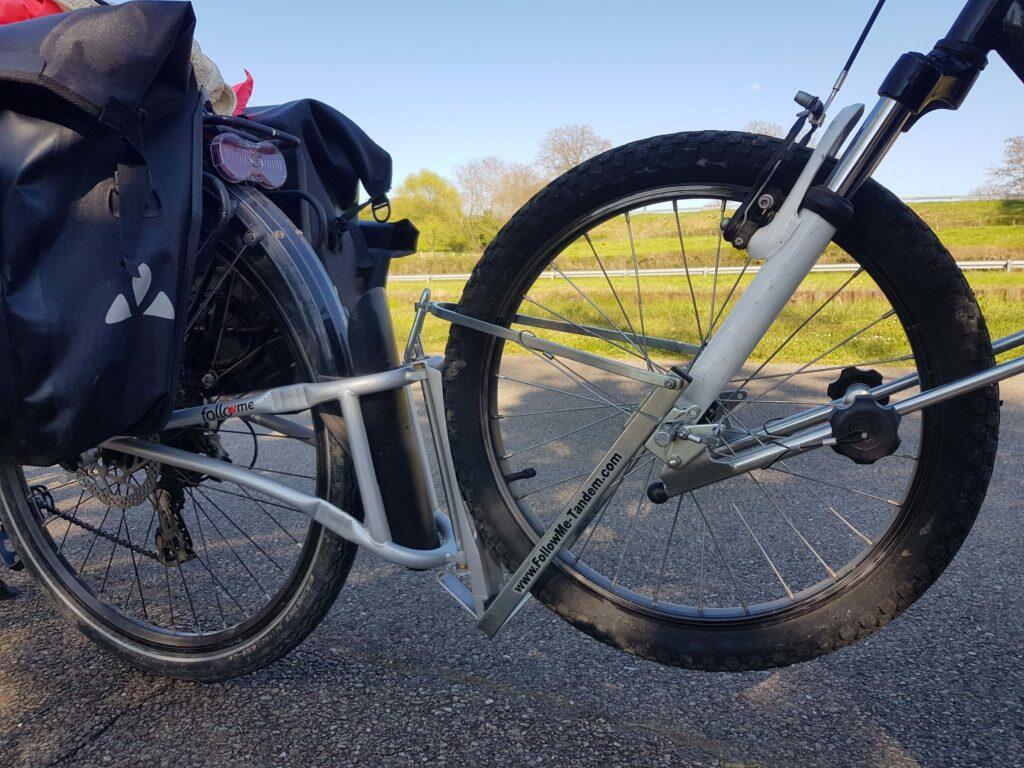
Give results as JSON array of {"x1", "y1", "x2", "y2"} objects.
[
  {"x1": 455, "y1": 157, "x2": 545, "y2": 221},
  {"x1": 493, "y1": 162, "x2": 544, "y2": 219},
  {"x1": 536, "y1": 123, "x2": 612, "y2": 177},
  {"x1": 389, "y1": 170, "x2": 467, "y2": 253},
  {"x1": 978, "y1": 135, "x2": 1024, "y2": 195},
  {"x1": 454, "y1": 156, "x2": 506, "y2": 217},
  {"x1": 743, "y1": 120, "x2": 784, "y2": 138}
]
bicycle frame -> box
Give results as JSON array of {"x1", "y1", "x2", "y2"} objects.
[
  {"x1": 103, "y1": 0, "x2": 1024, "y2": 637},
  {"x1": 105, "y1": 349, "x2": 507, "y2": 617}
]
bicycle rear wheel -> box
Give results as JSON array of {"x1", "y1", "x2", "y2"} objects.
[
  {"x1": 444, "y1": 131, "x2": 999, "y2": 670},
  {"x1": 0, "y1": 199, "x2": 358, "y2": 680}
]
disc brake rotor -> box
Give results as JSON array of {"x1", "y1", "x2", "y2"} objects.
[{"x1": 76, "y1": 449, "x2": 159, "y2": 509}]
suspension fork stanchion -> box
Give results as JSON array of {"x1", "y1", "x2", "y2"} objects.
[
  {"x1": 660, "y1": 105, "x2": 865, "y2": 425},
  {"x1": 477, "y1": 381, "x2": 686, "y2": 638}
]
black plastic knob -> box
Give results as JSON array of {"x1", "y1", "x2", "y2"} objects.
[{"x1": 829, "y1": 395, "x2": 902, "y2": 465}]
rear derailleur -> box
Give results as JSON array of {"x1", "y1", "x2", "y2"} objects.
[{"x1": 152, "y1": 479, "x2": 195, "y2": 567}]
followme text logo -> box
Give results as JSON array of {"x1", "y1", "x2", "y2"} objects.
[{"x1": 105, "y1": 263, "x2": 175, "y2": 325}]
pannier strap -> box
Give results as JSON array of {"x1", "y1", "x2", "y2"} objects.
[
  {"x1": 114, "y1": 164, "x2": 150, "y2": 292},
  {"x1": 101, "y1": 98, "x2": 153, "y2": 285},
  {"x1": 99, "y1": 97, "x2": 146, "y2": 158}
]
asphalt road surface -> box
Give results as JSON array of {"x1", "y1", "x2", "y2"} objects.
[{"x1": 1, "y1": 364, "x2": 1022, "y2": 768}]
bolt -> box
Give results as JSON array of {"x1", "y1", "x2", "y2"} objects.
[
  {"x1": 734, "y1": 236, "x2": 745, "y2": 248},
  {"x1": 243, "y1": 230, "x2": 258, "y2": 245},
  {"x1": 756, "y1": 193, "x2": 775, "y2": 210},
  {"x1": 683, "y1": 405, "x2": 701, "y2": 421},
  {"x1": 201, "y1": 372, "x2": 218, "y2": 390},
  {"x1": 653, "y1": 429, "x2": 674, "y2": 448},
  {"x1": 273, "y1": 229, "x2": 286, "y2": 239},
  {"x1": 667, "y1": 456, "x2": 683, "y2": 469}
]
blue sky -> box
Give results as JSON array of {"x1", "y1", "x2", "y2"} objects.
[{"x1": 191, "y1": 0, "x2": 1024, "y2": 197}]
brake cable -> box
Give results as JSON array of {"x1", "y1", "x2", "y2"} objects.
[{"x1": 722, "y1": 0, "x2": 887, "y2": 248}]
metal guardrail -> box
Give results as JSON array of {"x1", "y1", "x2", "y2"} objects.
[{"x1": 389, "y1": 259, "x2": 1024, "y2": 283}]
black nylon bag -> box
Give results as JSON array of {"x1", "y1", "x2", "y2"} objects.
[
  {"x1": 245, "y1": 100, "x2": 419, "y2": 310},
  {"x1": 0, "y1": 1, "x2": 202, "y2": 466}
]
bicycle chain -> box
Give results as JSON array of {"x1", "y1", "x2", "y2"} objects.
[{"x1": 30, "y1": 485, "x2": 159, "y2": 561}]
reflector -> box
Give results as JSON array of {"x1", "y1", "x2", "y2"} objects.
[{"x1": 209, "y1": 132, "x2": 287, "y2": 189}]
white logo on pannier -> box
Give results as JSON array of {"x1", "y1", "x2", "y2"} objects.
[{"x1": 104, "y1": 263, "x2": 175, "y2": 325}]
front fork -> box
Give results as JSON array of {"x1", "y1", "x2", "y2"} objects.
[{"x1": 654, "y1": 98, "x2": 907, "y2": 491}]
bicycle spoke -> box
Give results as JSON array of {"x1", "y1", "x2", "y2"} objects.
[
  {"x1": 208, "y1": 268, "x2": 238, "y2": 371},
  {"x1": 653, "y1": 494, "x2": 684, "y2": 605},
  {"x1": 672, "y1": 199, "x2": 704, "y2": 344},
  {"x1": 610, "y1": 462, "x2": 656, "y2": 588},
  {"x1": 178, "y1": 563, "x2": 201, "y2": 632},
  {"x1": 495, "y1": 374, "x2": 610, "y2": 406},
  {"x1": 185, "y1": 250, "x2": 245, "y2": 336},
  {"x1": 710, "y1": 255, "x2": 753, "y2": 333},
  {"x1": 720, "y1": 483, "x2": 793, "y2": 600},
  {"x1": 736, "y1": 267, "x2": 865, "y2": 389},
  {"x1": 196, "y1": 489, "x2": 285, "y2": 572},
  {"x1": 497, "y1": 402, "x2": 639, "y2": 420},
  {"x1": 119, "y1": 515, "x2": 149, "y2": 620},
  {"x1": 734, "y1": 354, "x2": 915, "y2": 383},
  {"x1": 583, "y1": 231, "x2": 647, "y2": 357},
  {"x1": 624, "y1": 212, "x2": 652, "y2": 368},
  {"x1": 522, "y1": 294, "x2": 645, "y2": 362},
  {"x1": 191, "y1": 500, "x2": 231, "y2": 625},
  {"x1": 164, "y1": 564, "x2": 175, "y2": 628},
  {"x1": 188, "y1": 488, "x2": 270, "y2": 596},
  {"x1": 764, "y1": 466, "x2": 901, "y2": 508},
  {"x1": 501, "y1": 410, "x2": 627, "y2": 459},
  {"x1": 573, "y1": 456, "x2": 655, "y2": 562},
  {"x1": 549, "y1": 260, "x2": 651, "y2": 361},
  {"x1": 705, "y1": 200, "x2": 727, "y2": 342},
  {"x1": 692, "y1": 489, "x2": 748, "y2": 613},
  {"x1": 696, "y1": 492, "x2": 706, "y2": 612},
  {"x1": 202, "y1": 484, "x2": 305, "y2": 517},
  {"x1": 99, "y1": 515, "x2": 124, "y2": 595},
  {"x1": 748, "y1": 472, "x2": 836, "y2": 579},
  {"x1": 728, "y1": 412, "x2": 874, "y2": 545},
  {"x1": 234, "y1": 485, "x2": 301, "y2": 544},
  {"x1": 527, "y1": 347, "x2": 637, "y2": 418},
  {"x1": 215, "y1": 333, "x2": 285, "y2": 381},
  {"x1": 79, "y1": 505, "x2": 113, "y2": 573},
  {"x1": 513, "y1": 469, "x2": 591, "y2": 501},
  {"x1": 57, "y1": 489, "x2": 88, "y2": 553},
  {"x1": 731, "y1": 309, "x2": 897, "y2": 417}
]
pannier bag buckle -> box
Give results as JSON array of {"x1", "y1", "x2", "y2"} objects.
[{"x1": 99, "y1": 98, "x2": 147, "y2": 153}]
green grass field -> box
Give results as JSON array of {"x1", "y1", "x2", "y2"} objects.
[
  {"x1": 385, "y1": 198, "x2": 1024, "y2": 365},
  {"x1": 388, "y1": 268, "x2": 1024, "y2": 365},
  {"x1": 389, "y1": 199, "x2": 1024, "y2": 276}
]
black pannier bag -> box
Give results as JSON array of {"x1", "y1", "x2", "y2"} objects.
[
  {"x1": 0, "y1": 1, "x2": 202, "y2": 466},
  {"x1": 245, "y1": 99, "x2": 419, "y2": 310},
  {"x1": 246, "y1": 100, "x2": 438, "y2": 550}
]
